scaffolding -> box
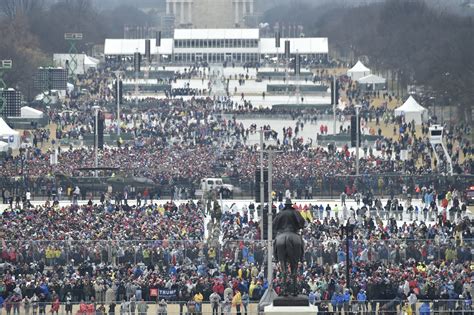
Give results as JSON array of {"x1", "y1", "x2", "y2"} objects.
[{"x1": 0, "y1": 60, "x2": 12, "y2": 115}]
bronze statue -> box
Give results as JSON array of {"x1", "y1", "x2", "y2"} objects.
[{"x1": 272, "y1": 198, "x2": 305, "y2": 296}]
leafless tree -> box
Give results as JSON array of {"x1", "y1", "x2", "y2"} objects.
[{"x1": 0, "y1": 0, "x2": 43, "y2": 19}]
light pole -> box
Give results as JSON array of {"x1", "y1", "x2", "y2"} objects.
[
  {"x1": 259, "y1": 128, "x2": 265, "y2": 239},
  {"x1": 267, "y1": 150, "x2": 273, "y2": 287},
  {"x1": 92, "y1": 105, "x2": 100, "y2": 177},
  {"x1": 333, "y1": 76, "x2": 337, "y2": 135},
  {"x1": 355, "y1": 105, "x2": 362, "y2": 176}
]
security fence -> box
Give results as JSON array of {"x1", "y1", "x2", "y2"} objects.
[
  {"x1": 0, "y1": 173, "x2": 472, "y2": 201},
  {"x1": 1, "y1": 239, "x2": 473, "y2": 314},
  {"x1": 1, "y1": 300, "x2": 473, "y2": 315},
  {"x1": 1, "y1": 238, "x2": 472, "y2": 269}
]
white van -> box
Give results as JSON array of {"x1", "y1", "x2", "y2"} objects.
[{"x1": 197, "y1": 178, "x2": 234, "y2": 198}]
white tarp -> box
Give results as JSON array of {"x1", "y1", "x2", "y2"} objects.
[
  {"x1": 21, "y1": 106, "x2": 44, "y2": 119},
  {"x1": 259, "y1": 37, "x2": 329, "y2": 55},
  {"x1": 394, "y1": 96, "x2": 428, "y2": 124},
  {"x1": 54, "y1": 54, "x2": 100, "y2": 74},
  {"x1": 347, "y1": 61, "x2": 371, "y2": 80},
  {"x1": 357, "y1": 74, "x2": 386, "y2": 84},
  {"x1": 0, "y1": 141, "x2": 8, "y2": 152},
  {"x1": 53, "y1": 53, "x2": 86, "y2": 75},
  {"x1": 0, "y1": 118, "x2": 20, "y2": 149},
  {"x1": 104, "y1": 38, "x2": 173, "y2": 55},
  {"x1": 174, "y1": 28, "x2": 259, "y2": 40}
]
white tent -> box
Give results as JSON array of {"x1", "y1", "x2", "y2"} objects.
[
  {"x1": 67, "y1": 82, "x2": 74, "y2": 93},
  {"x1": 0, "y1": 141, "x2": 8, "y2": 152},
  {"x1": 21, "y1": 106, "x2": 44, "y2": 119},
  {"x1": 394, "y1": 96, "x2": 428, "y2": 124},
  {"x1": 347, "y1": 61, "x2": 371, "y2": 80},
  {"x1": 84, "y1": 55, "x2": 99, "y2": 71},
  {"x1": 0, "y1": 118, "x2": 20, "y2": 149}
]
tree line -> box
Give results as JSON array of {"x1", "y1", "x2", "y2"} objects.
[
  {"x1": 264, "y1": 0, "x2": 474, "y2": 121},
  {"x1": 0, "y1": 0, "x2": 154, "y2": 99}
]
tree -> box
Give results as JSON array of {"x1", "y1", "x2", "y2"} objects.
[
  {"x1": 0, "y1": 15, "x2": 48, "y2": 98},
  {"x1": 0, "y1": 0, "x2": 44, "y2": 19}
]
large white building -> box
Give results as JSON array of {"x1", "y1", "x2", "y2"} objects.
[
  {"x1": 165, "y1": 0, "x2": 256, "y2": 28},
  {"x1": 104, "y1": 28, "x2": 328, "y2": 64}
]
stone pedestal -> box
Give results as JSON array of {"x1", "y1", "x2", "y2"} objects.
[
  {"x1": 264, "y1": 304, "x2": 318, "y2": 314},
  {"x1": 264, "y1": 295, "x2": 318, "y2": 314}
]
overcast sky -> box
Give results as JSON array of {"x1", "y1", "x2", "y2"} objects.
[{"x1": 49, "y1": 0, "x2": 472, "y2": 15}]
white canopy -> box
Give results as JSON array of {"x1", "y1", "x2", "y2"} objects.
[
  {"x1": 0, "y1": 118, "x2": 20, "y2": 149},
  {"x1": 347, "y1": 61, "x2": 371, "y2": 80},
  {"x1": 357, "y1": 74, "x2": 385, "y2": 84},
  {"x1": 0, "y1": 141, "x2": 8, "y2": 152},
  {"x1": 67, "y1": 82, "x2": 74, "y2": 93},
  {"x1": 394, "y1": 96, "x2": 428, "y2": 124},
  {"x1": 104, "y1": 38, "x2": 173, "y2": 55},
  {"x1": 84, "y1": 55, "x2": 99, "y2": 66},
  {"x1": 174, "y1": 28, "x2": 260, "y2": 40},
  {"x1": 260, "y1": 37, "x2": 328, "y2": 55},
  {"x1": 84, "y1": 55, "x2": 99, "y2": 71},
  {"x1": 21, "y1": 106, "x2": 44, "y2": 119}
]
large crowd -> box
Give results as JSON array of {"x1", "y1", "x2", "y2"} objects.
[
  {"x1": 1, "y1": 93, "x2": 472, "y2": 197},
  {"x1": 1, "y1": 191, "x2": 473, "y2": 314},
  {"x1": 0, "y1": 64, "x2": 473, "y2": 315}
]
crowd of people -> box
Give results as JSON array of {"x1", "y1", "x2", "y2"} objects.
[
  {"x1": 1, "y1": 95, "x2": 472, "y2": 200},
  {"x1": 217, "y1": 192, "x2": 473, "y2": 314},
  {"x1": 1, "y1": 189, "x2": 473, "y2": 314},
  {"x1": 0, "y1": 62, "x2": 473, "y2": 315}
]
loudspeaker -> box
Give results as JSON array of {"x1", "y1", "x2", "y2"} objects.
[
  {"x1": 284, "y1": 40, "x2": 290, "y2": 59},
  {"x1": 145, "y1": 39, "x2": 151, "y2": 62},
  {"x1": 275, "y1": 31, "x2": 281, "y2": 48},
  {"x1": 114, "y1": 80, "x2": 123, "y2": 104},
  {"x1": 96, "y1": 111, "x2": 105, "y2": 150},
  {"x1": 294, "y1": 54, "x2": 301, "y2": 75},
  {"x1": 133, "y1": 52, "x2": 141, "y2": 72},
  {"x1": 156, "y1": 31, "x2": 161, "y2": 47},
  {"x1": 331, "y1": 79, "x2": 340, "y2": 106},
  {"x1": 262, "y1": 206, "x2": 268, "y2": 240},
  {"x1": 351, "y1": 115, "x2": 361, "y2": 147},
  {"x1": 255, "y1": 168, "x2": 269, "y2": 203}
]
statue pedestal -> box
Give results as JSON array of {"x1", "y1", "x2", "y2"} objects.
[
  {"x1": 264, "y1": 304, "x2": 318, "y2": 314},
  {"x1": 264, "y1": 295, "x2": 318, "y2": 314}
]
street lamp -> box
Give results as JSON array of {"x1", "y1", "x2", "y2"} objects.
[
  {"x1": 355, "y1": 105, "x2": 362, "y2": 176},
  {"x1": 92, "y1": 105, "x2": 100, "y2": 177}
]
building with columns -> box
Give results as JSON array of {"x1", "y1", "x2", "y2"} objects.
[
  {"x1": 166, "y1": 0, "x2": 193, "y2": 26},
  {"x1": 104, "y1": 28, "x2": 329, "y2": 65},
  {"x1": 165, "y1": 0, "x2": 255, "y2": 28},
  {"x1": 233, "y1": 0, "x2": 254, "y2": 26}
]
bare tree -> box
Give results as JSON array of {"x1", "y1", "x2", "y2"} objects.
[{"x1": 0, "y1": 0, "x2": 44, "y2": 19}]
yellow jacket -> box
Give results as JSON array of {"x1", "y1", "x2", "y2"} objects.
[
  {"x1": 194, "y1": 292, "x2": 203, "y2": 303},
  {"x1": 232, "y1": 291, "x2": 242, "y2": 306}
]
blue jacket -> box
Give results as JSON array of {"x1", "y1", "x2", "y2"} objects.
[
  {"x1": 357, "y1": 291, "x2": 367, "y2": 302},
  {"x1": 331, "y1": 292, "x2": 344, "y2": 306},
  {"x1": 419, "y1": 302, "x2": 430, "y2": 315},
  {"x1": 343, "y1": 292, "x2": 351, "y2": 304}
]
